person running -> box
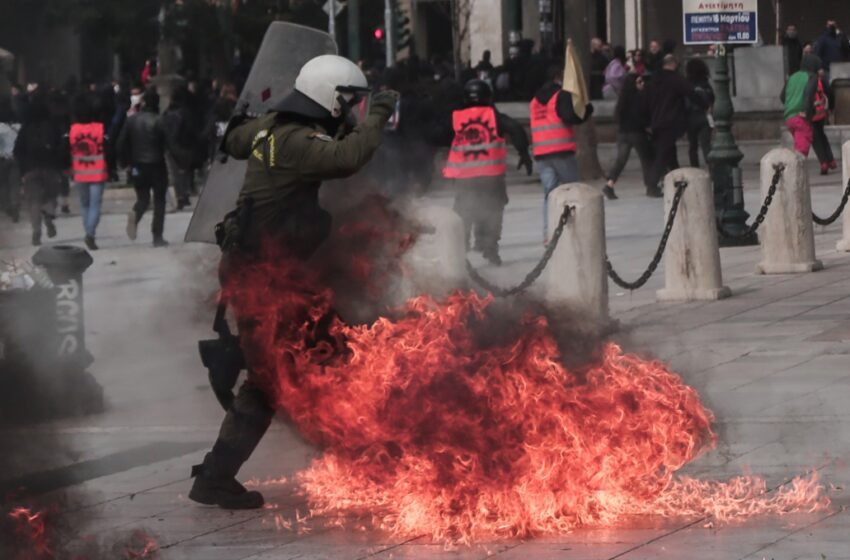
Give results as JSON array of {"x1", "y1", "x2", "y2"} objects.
[
  {"x1": 811, "y1": 67, "x2": 837, "y2": 174},
  {"x1": 605, "y1": 74, "x2": 653, "y2": 199},
  {"x1": 781, "y1": 54, "x2": 822, "y2": 159},
  {"x1": 13, "y1": 92, "x2": 64, "y2": 246},
  {"x1": 117, "y1": 88, "x2": 170, "y2": 247},
  {"x1": 68, "y1": 94, "x2": 109, "y2": 250}
]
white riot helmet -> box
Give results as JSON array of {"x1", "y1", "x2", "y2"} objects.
[{"x1": 275, "y1": 54, "x2": 369, "y2": 119}]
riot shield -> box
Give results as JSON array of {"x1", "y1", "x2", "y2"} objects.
[{"x1": 185, "y1": 22, "x2": 337, "y2": 243}]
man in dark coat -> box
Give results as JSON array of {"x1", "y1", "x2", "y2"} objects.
[
  {"x1": 782, "y1": 24, "x2": 804, "y2": 75},
  {"x1": 644, "y1": 55, "x2": 707, "y2": 197}
]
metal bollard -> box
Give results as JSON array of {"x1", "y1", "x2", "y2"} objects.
[
  {"x1": 836, "y1": 141, "x2": 850, "y2": 251},
  {"x1": 544, "y1": 183, "x2": 608, "y2": 321},
  {"x1": 657, "y1": 169, "x2": 731, "y2": 302},
  {"x1": 32, "y1": 245, "x2": 94, "y2": 370},
  {"x1": 756, "y1": 148, "x2": 823, "y2": 274}
]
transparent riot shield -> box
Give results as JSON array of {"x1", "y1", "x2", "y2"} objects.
[{"x1": 185, "y1": 22, "x2": 337, "y2": 243}]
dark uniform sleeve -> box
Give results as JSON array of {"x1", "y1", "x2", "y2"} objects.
[
  {"x1": 495, "y1": 111, "x2": 530, "y2": 156},
  {"x1": 276, "y1": 110, "x2": 393, "y2": 182},
  {"x1": 223, "y1": 114, "x2": 274, "y2": 160}
]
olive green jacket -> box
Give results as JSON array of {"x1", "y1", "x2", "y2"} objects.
[{"x1": 223, "y1": 108, "x2": 390, "y2": 244}]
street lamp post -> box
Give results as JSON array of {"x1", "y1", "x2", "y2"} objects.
[{"x1": 708, "y1": 44, "x2": 757, "y2": 246}]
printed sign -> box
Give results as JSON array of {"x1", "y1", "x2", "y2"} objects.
[{"x1": 683, "y1": 0, "x2": 758, "y2": 45}]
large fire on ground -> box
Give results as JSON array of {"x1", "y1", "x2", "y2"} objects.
[{"x1": 223, "y1": 201, "x2": 829, "y2": 544}]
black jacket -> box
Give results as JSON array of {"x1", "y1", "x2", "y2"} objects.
[
  {"x1": 646, "y1": 69, "x2": 706, "y2": 134},
  {"x1": 13, "y1": 119, "x2": 65, "y2": 175},
  {"x1": 117, "y1": 109, "x2": 166, "y2": 166},
  {"x1": 615, "y1": 90, "x2": 649, "y2": 133}
]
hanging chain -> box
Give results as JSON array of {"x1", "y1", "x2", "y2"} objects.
[
  {"x1": 717, "y1": 163, "x2": 785, "y2": 239},
  {"x1": 466, "y1": 204, "x2": 573, "y2": 297},
  {"x1": 606, "y1": 180, "x2": 688, "y2": 291},
  {"x1": 812, "y1": 177, "x2": 850, "y2": 226}
]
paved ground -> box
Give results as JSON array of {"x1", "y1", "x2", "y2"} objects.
[{"x1": 1, "y1": 143, "x2": 849, "y2": 559}]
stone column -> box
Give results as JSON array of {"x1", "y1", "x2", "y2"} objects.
[
  {"x1": 657, "y1": 169, "x2": 731, "y2": 302},
  {"x1": 544, "y1": 184, "x2": 608, "y2": 320},
  {"x1": 400, "y1": 206, "x2": 467, "y2": 298},
  {"x1": 757, "y1": 148, "x2": 823, "y2": 274},
  {"x1": 469, "y1": 0, "x2": 505, "y2": 66},
  {"x1": 836, "y1": 141, "x2": 850, "y2": 251}
]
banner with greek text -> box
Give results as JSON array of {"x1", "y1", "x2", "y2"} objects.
[{"x1": 683, "y1": 0, "x2": 758, "y2": 45}]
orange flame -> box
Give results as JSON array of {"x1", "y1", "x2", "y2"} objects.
[
  {"x1": 8, "y1": 507, "x2": 51, "y2": 558},
  {"x1": 221, "y1": 214, "x2": 830, "y2": 544}
]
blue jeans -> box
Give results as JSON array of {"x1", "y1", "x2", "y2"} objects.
[
  {"x1": 76, "y1": 182, "x2": 104, "y2": 238},
  {"x1": 536, "y1": 153, "x2": 578, "y2": 239}
]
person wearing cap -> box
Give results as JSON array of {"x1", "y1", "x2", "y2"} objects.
[
  {"x1": 187, "y1": 54, "x2": 399, "y2": 511},
  {"x1": 443, "y1": 79, "x2": 531, "y2": 266}
]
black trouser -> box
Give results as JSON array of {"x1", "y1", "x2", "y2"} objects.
[
  {"x1": 607, "y1": 131, "x2": 655, "y2": 188},
  {"x1": 687, "y1": 121, "x2": 712, "y2": 168},
  {"x1": 131, "y1": 162, "x2": 168, "y2": 237},
  {"x1": 0, "y1": 159, "x2": 20, "y2": 219},
  {"x1": 198, "y1": 220, "x2": 331, "y2": 482},
  {"x1": 167, "y1": 153, "x2": 193, "y2": 202},
  {"x1": 811, "y1": 120, "x2": 835, "y2": 165},
  {"x1": 648, "y1": 127, "x2": 682, "y2": 190},
  {"x1": 21, "y1": 169, "x2": 59, "y2": 238},
  {"x1": 452, "y1": 177, "x2": 508, "y2": 255}
]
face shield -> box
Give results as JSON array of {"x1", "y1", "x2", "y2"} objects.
[{"x1": 336, "y1": 85, "x2": 371, "y2": 125}]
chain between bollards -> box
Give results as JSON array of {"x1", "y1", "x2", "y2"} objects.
[
  {"x1": 717, "y1": 163, "x2": 785, "y2": 239},
  {"x1": 812, "y1": 177, "x2": 850, "y2": 226},
  {"x1": 606, "y1": 180, "x2": 688, "y2": 291},
  {"x1": 466, "y1": 204, "x2": 573, "y2": 297}
]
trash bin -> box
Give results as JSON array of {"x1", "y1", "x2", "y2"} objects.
[
  {"x1": 32, "y1": 245, "x2": 94, "y2": 370},
  {"x1": 832, "y1": 79, "x2": 850, "y2": 125}
]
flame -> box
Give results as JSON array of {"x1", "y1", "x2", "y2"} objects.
[
  {"x1": 8, "y1": 507, "x2": 51, "y2": 558},
  {"x1": 219, "y1": 202, "x2": 830, "y2": 543}
]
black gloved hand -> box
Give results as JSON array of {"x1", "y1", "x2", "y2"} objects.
[
  {"x1": 518, "y1": 152, "x2": 533, "y2": 176},
  {"x1": 369, "y1": 90, "x2": 400, "y2": 121}
]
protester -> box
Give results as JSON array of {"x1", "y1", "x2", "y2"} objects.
[
  {"x1": 530, "y1": 64, "x2": 593, "y2": 241},
  {"x1": 68, "y1": 94, "x2": 109, "y2": 250},
  {"x1": 630, "y1": 49, "x2": 646, "y2": 75},
  {"x1": 781, "y1": 54, "x2": 821, "y2": 158},
  {"x1": 161, "y1": 86, "x2": 198, "y2": 210},
  {"x1": 117, "y1": 88, "x2": 170, "y2": 247},
  {"x1": 685, "y1": 58, "x2": 715, "y2": 168},
  {"x1": 814, "y1": 19, "x2": 850, "y2": 76},
  {"x1": 811, "y1": 67, "x2": 837, "y2": 174},
  {"x1": 645, "y1": 40, "x2": 663, "y2": 75},
  {"x1": 605, "y1": 74, "x2": 653, "y2": 199},
  {"x1": 782, "y1": 24, "x2": 804, "y2": 74},
  {"x1": 644, "y1": 55, "x2": 707, "y2": 198},
  {"x1": 12, "y1": 92, "x2": 64, "y2": 246},
  {"x1": 590, "y1": 37, "x2": 609, "y2": 99},
  {"x1": 602, "y1": 46, "x2": 628, "y2": 99},
  {"x1": 443, "y1": 79, "x2": 531, "y2": 266}
]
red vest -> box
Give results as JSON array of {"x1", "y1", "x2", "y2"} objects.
[
  {"x1": 529, "y1": 92, "x2": 577, "y2": 157},
  {"x1": 70, "y1": 122, "x2": 108, "y2": 183},
  {"x1": 442, "y1": 106, "x2": 507, "y2": 179},
  {"x1": 813, "y1": 80, "x2": 828, "y2": 123}
]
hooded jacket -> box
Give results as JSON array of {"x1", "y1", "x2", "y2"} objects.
[{"x1": 781, "y1": 54, "x2": 821, "y2": 121}]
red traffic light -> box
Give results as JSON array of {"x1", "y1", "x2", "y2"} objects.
[{"x1": 373, "y1": 28, "x2": 384, "y2": 40}]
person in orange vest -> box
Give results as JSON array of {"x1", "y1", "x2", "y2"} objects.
[
  {"x1": 530, "y1": 65, "x2": 594, "y2": 243},
  {"x1": 69, "y1": 94, "x2": 109, "y2": 250},
  {"x1": 443, "y1": 79, "x2": 531, "y2": 266},
  {"x1": 811, "y1": 66, "x2": 836, "y2": 175}
]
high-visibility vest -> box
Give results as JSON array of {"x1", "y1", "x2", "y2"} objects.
[
  {"x1": 813, "y1": 80, "x2": 828, "y2": 123},
  {"x1": 529, "y1": 92, "x2": 577, "y2": 157},
  {"x1": 442, "y1": 106, "x2": 507, "y2": 179},
  {"x1": 70, "y1": 122, "x2": 108, "y2": 183}
]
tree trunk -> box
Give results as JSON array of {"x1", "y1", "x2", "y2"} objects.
[{"x1": 562, "y1": 0, "x2": 605, "y2": 180}]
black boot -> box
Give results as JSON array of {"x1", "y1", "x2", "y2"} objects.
[
  {"x1": 189, "y1": 452, "x2": 265, "y2": 509},
  {"x1": 189, "y1": 383, "x2": 273, "y2": 510}
]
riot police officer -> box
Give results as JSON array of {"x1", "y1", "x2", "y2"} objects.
[{"x1": 188, "y1": 55, "x2": 399, "y2": 510}]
